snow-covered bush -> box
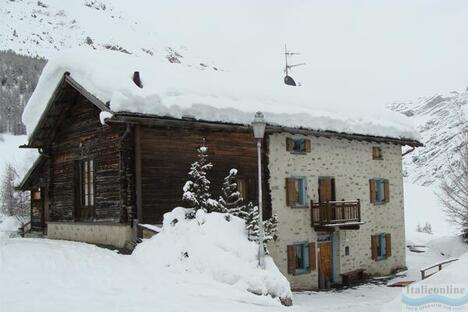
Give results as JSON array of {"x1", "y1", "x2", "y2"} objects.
[
  {"x1": 217, "y1": 169, "x2": 245, "y2": 216},
  {"x1": 133, "y1": 207, "x2": 292, "y2": 304},
  {"x1": 182, "y1": 143, "x2": 218, "y2": 214},
  {"x1": 416, "y1": 222, "x2": 433, "y2": 234}
]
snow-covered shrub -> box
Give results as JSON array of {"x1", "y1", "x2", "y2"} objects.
[
  {"x1": 133, "y1": 207, "x2": 292, "y2": 303},
  {"x1": 217, "y1": 168, "x2": 245, "y2": 216},
  {"x1": 182, "y1": 144, "x2": 218, "y2": 215},
  {"x1": 416, "y1": 222, "x2": 433, "y2": 234},
  {"x1": 242, "y1": 202, "x2": 278, "y2": 247}
]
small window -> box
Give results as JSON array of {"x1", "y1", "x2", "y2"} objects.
[
  {"x1": 345, "y1": 246, "x2": 350, "y2": 256},
  {"x1": 286, "y1": 177, "x2": 308, "y2": 207},
  {"x1": 81, "y1": 159, "x2": 95, "y2": 207},
  {"x1": 288, "y1": 242, "x2": 316, "y2": 274},
  {"x1": 293, "y1": 139, "x2": 305, "y2": 153},
  {"x1": 295, "y1": 243, "x2": 309, "y2": 273},
  {"x1": 369, "y1": 178, "x2": 389, "y2": 204},
  {"x1": 377, "y1": 233, "x2": 386, "y2": 259},
  {"x1": 372, "y1": 147, "x2": 382, "y2": 160},
  {"x1": 286, "y1": 138, "x2": 311, "y2": 153},
  {"x1": 237, "y1": 179, "x2": 247, "y2": 200},
  {"x1": 372, "y1": 233, "x2": 391, "y2": 261}
]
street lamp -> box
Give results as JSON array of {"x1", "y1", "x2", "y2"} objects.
[{"x1": 252, "y1": 111, "x2": 266, "y2": 269}]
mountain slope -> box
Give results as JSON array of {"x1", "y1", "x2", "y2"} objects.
[
  {"x1": 389, "y1": 90, "x2": 467, "y2": 186},
  {"x1": 1, "y1": 0, "x2": 186, "y2": 64}
]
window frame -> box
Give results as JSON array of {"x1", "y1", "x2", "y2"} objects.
[
  {"x1": 372, "y1": 146, "x2": 383, "y2": 160},
  {"x1": 376, "y1": 233, "x2": 386, "y2": 260},
  {"x1": 294, "y1": 177, "x2": 308, "y2": 208},
  {"x1": 292, "y1": 138, "x2": 306, "y2": 154},
  {"x1": 294, "y1": 241, "x2": 309, "y2": 274},
  {"x1": 80, "y1": 159, "x2": 95, "y2": 209},
  {"x1": 237, "y1": 178, "x2": 247, "y2": 201},
  {"x1": 372, "y1": 178, "x2": 387, "y2": 205}
]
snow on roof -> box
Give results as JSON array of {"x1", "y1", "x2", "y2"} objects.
[{"x1": 23, "y1": 49, "x2": 420, "y2": 141}]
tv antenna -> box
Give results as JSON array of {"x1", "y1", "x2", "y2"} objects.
[{"x1": 284, "y1": 44, "x2": 305, "y2": 86}]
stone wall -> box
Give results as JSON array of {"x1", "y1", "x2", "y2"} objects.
[
  {"x1": 47, "y1": 222, "x2": 134, "y2": 249},
  {"x1": 266, "y1": 133, "x2": 406, "y2": 289}
]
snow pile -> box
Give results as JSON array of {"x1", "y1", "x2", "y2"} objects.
[
  {"x1": 382, "y1": 250, "x2": 468, "y2": 312},
  {"x1": 0, "y1": 215, "x2": 21, "y2": 239},
  {"x1": 133, "y1": 208, "x2": 292, "y2": 301},
  {"x1": 23, "y1": 49, "x2": 419, "y2": 141}
]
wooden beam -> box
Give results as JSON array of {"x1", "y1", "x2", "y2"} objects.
[
  {"x1": 109, "y1": 113, "x2": 422, "y2": 147},
  {"x1": 134, "y1": 125, "x2": 142, "y2": 222}
]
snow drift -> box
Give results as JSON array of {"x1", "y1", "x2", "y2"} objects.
[
  {"x1": 133, "y1": 208, "x2": 292, "y2": 302},
  {"x1": 23, "y1": 48, "x2": 419, "y2": 141},
  {"x1": 382, "y1": 237, "x2": 468, "y2": 312}
]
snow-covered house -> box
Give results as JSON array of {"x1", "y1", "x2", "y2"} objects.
[{"x1": 18, "y1": 50, "x2": 422, "y2": 290}]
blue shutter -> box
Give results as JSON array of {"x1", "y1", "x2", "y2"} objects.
[
  {"x1": 303, "y1": 243, "x2": 309, "y2": 270},
  {"x1": 379, "y1": 233, "x2": 386, "y2": 258}
]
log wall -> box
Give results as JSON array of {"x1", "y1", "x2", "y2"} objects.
[{"x1": 139, "y1": 126, "x2": 270, "y2": 224}]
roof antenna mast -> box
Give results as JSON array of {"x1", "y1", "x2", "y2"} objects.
[{"x1": 284, "y1": 44, "x2": 305, "y2": 86}]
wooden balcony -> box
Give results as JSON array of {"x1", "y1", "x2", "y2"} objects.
[{"x1": 311, "y1": 199, "x2": 362, "y2": 231}]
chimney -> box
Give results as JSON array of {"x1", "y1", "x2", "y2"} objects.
[{"x1": 133, "y1": 71, "x2": 143, "y2": 88}]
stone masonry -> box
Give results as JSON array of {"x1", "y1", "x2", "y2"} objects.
[{"x1": 266, "y1": 132, "x2": 406, "y2": 289}]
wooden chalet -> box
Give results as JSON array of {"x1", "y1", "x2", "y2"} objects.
[{"x1": 19, "y1": 65, "x2": 423, "y2": 289}]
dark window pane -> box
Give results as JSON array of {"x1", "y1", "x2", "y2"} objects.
[{"x1": 293, "y1": 139, "x2": 305, "y2": 153}]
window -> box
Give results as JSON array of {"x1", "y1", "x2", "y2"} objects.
[
  {"x1": 345, "y1": 246, "x2": 350, "y2": 256},
  {"x1": 372, "y1": 147, "x2": 383, "y2": 160},
  {"x1": 287, "y1": 242, "x2": 316, "y2": 275},
  {"x1": 286, "y1": 138, "x2": 311, "y2": 154},
  {"x1": 81, "y1": 159, "x2": 95, "y2": 207},
  {"x1": 369, "y1": 178, "x2": 389, "y2": 204},
  {"x1": 286, "y1": 177, "x2": 308, "y2": 207},
  {"x1": 237, "y1": 179, "x2": 247, "y2": 200},
  {"x1": 371, "y1": 233, "x2": 391, "y2": 261}
]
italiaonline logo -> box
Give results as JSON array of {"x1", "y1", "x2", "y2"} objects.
[{"x1": 402, "y1": 284, "x2": 468, "y2": 311}]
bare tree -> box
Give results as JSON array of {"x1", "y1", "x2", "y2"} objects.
[
  {"x1": 439, "y1": 124, "x2": 468, "y2": 241},
  {"x1": 0, "y1": 163, "x2": 30, "y2": 225}
]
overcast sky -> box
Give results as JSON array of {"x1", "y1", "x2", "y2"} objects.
[{"x1": 123, "y1": 0, "x2": 468, "y2": 109}]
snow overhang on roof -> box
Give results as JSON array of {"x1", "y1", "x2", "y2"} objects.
[{"x1": 22, "y1": 49, "x2": 423, "y2": 148}]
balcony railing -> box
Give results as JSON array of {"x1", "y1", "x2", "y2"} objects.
[{"x1": 311, "y1": 199, "x2": 361, "y2": 227}]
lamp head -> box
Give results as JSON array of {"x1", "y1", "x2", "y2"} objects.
[{"x1": 252, "y1": 111, "x2": 266, "y2": 139}]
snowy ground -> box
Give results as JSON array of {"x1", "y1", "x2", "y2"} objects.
[
  {"x1": 1, "y1": 236, "x2": 464, "y2": 312},
  {"x1": 0, "y1": 135, "x2": 466, "y2": 311}
]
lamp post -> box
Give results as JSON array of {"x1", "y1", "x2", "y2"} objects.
[{"x1": 252, "y1": 111, "x2": 266, "y2": 269}]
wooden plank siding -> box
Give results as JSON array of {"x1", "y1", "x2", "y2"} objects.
[
  {"x1": 47, "y1": 94, "x2": 129, "y2": 223},
  {"x1": 139, "y1": 126, "x2": 271, "y2": 224}
]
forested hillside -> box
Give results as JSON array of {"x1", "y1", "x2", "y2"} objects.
[{"x1": 0, "y1": 50, "x2": 46, "y2": 134}]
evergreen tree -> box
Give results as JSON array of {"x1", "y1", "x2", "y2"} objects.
[
  {"x1": 182, "y1": 143, "x2": 217, "y2": 213},
  {"x1": 244, "y1": 202, "x2": 259, "y2": 242},
  {"x1": 243, "y1": 202, "x2": 278, "y2": 246},
  {"x1": 264, "y1": 213, "x2": 279, "y2": 242},
  {"x1": 217, "y1": 169, "x2": 246, "y2": 215}
]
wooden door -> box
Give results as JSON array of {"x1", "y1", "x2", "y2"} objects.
[
  {"x1": 318, "y1": 242, "x2": 333, "y2": 289},
  {"x1": 318, "y1": 177, "x2": 335, "y2": 202}
]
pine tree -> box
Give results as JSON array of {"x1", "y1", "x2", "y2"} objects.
[
  {"x1": 264, "y1": 213, "x2": 279, "y2": 242},
  {"x1": 217, "y1": 169, "x2": 246, "y2": 215},
  {"x1": 244, "y1": 202, "x2": 260, "y2": 242},
  {"x1": 182, "y1": 143, "x2": 217, "y2": 213},
  {"x1": 243, "y1": 202, "x2": 278, "y2": 246}
]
